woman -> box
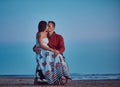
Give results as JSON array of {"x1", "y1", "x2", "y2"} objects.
[{"x1": 35, "y1": 21, "x2": 69, "y2": 84}]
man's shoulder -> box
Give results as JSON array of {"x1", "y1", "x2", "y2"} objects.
[{"x1": 55, "y1": 33, "x2": 63, "y2": 38}]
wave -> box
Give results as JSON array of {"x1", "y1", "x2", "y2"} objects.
[{"x1": 70, "y1": 73, "x2": 120, "y2": 80}]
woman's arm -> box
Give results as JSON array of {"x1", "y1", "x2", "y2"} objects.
[{"x1": 38, "y1": 32, "x2": 54, "y2": 52}]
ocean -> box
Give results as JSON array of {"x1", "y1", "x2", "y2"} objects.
[{"x1": 0, "y1": 73, "x2": 120, "y2": 80}]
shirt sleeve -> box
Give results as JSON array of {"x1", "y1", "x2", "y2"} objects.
[{"x1": 58, "y1": 35, "x2": 65, "y2": 54}]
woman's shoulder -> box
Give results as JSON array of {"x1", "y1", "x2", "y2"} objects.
[
  {"x1": 38, "y1": 32, "x2": 45, "y2": 36},
  {"x1": 36, "y1": 32, "x2": 44, "y2": 39}
]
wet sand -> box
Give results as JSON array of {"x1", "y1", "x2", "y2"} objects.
[{"x1": 0, "y1": 77, "x2": 120, "y2": 87}]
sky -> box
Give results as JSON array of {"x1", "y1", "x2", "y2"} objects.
[{"x1": 0, "y1": 0, "x2": 120, "y2": 75}]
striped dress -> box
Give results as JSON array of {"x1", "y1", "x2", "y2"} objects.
[{"x1": 35, "y1": 38, "x2": 69, "y2": 84}]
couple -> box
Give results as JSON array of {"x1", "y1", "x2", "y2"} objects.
[{"x1": 33, "y1": 21, "x2": 70, "y2": 84}]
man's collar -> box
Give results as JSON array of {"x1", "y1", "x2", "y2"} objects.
[{"x1": 48, "y1": 31, "x2": 56, "y2": 38}]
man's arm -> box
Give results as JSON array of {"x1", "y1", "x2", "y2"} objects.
[
  {"x1": 58, "y1": 35, "x2": 65, "y2": 54},
  {"x1": 33, "y1": 45, "x2": 36, "y2": 52},
  {"x1": 33, "y1": 45, "x2": 40, "y2": 54}
]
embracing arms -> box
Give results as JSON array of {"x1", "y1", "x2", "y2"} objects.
[{"x1": 38, "y1": 32, "x2": 55, "y2": 52}]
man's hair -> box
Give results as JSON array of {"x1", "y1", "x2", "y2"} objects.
[
  {"x1": 48, "y1": 21, "x2": 56, "y2": 27},
  {"x1": 38, "y1": 21, "x2": 47, "y2": 32}
]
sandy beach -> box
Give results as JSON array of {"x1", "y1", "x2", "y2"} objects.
[{"x1": 0, "y1": 77, "x2": 120, "y2": 87}]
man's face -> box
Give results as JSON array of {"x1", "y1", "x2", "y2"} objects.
[{"x1": 48, "y1": 23, "x2": 54, "y2": 32}]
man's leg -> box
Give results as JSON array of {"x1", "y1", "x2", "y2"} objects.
[
  {"x1": 61, "y1": 56, "x2": 71, "y2": 80},
  {"x1": 37, "y1": 70, "x2": 45, "y2": 80}
]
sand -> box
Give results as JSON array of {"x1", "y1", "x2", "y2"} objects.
[{"x1": 0, "y1": 77, "x2": 120, "y2": 87}]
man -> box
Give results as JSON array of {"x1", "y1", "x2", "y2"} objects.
[{"x1": 33, "y1": 21, "x2": 70, "y2": 80}]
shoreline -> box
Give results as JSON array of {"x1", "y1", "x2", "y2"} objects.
[
  {"x1": 0, "y1": 77, "x2": 120, "y2": 87},
  {"x1": 0, "y1": 73, "x2": 120, "y2": 80}
]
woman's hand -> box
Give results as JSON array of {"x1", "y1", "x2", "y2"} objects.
[
  {"x1": 53, "y1": 50, "x2": 60, "y2": 58},
  {"x1": 49, "y1": 48, "x2": 60, "y2": 57}
]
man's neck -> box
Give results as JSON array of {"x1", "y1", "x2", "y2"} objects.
[{"x1": 49, "y1": 31, "x2": 54, "y2": 37}]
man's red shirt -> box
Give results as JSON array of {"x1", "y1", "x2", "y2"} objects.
[{"x1": 48, "y1": 32, "x2": 65, "y2": 54}]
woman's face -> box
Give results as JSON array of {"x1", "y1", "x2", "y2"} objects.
[{"x1": 45, "y1": 25, "x2": 49, "y2": 32}]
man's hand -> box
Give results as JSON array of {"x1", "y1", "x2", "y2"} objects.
[{"x1": 33, "y1": 45, "x2": 40, "y2": 54}]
